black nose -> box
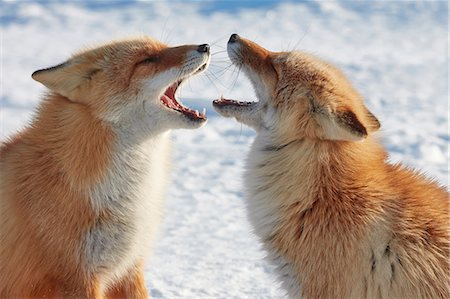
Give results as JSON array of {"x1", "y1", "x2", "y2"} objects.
[
  {"x1": 197, "y1": 44, "x2": 210, "y2": 53},
  {"x1": 229, "y1": 33, "x2": 239, "y2": 43}
]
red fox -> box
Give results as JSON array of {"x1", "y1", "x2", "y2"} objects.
[
  {"x1": 214, "y1": 34, "x2": 449, "y2": 299},
  {"x1": 0, "y1": 36, "x2": 210, "y2": 298}
]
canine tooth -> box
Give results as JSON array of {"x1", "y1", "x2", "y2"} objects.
[{"x1": 202, "y1": 108, "x2": 206, "y2": 116}]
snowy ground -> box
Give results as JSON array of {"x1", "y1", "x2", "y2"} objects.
[{"x1": 1, "y1": 1, "x2": 448, "y2": 298}]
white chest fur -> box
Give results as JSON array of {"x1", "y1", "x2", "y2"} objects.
[
  {"x1": 243, "y1": 134, "x2": 303, "y2": 298},
  {"x1": 243, "y1": 133, "x2": 305, "y2": 243},
  {"x1": 243, "y1": 134, "x2": 394, "y2": 299},
  {"x1": 84, "y1": 132, "x2": 171, "y2": 287}
]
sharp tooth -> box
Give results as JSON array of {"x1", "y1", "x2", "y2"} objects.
[
  {"x1": 202, "y1": 108, "x2": 206, "y2": 116},
  {"x1": 195, "y1": 109, "x2": 199, "y2": 116}
]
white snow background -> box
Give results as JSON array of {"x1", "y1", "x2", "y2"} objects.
[{"x1": 1, "y1": 1, "x2": 448, "y2": 298}]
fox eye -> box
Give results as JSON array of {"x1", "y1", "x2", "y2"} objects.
[{"x1": 140, "y1": 55, "x2": 160, "y2": 64}]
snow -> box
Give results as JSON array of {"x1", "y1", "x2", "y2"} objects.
[{"x1": 1, "y1": 1, "x2": 448, "y2": 297}]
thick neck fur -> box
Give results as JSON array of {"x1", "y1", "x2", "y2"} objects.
[
  {"x1": 21, "y1": 93, "x2": 168, "y2": 192},
  {"x1": 248, "y1": 131, "x2": 388, "y2": 210},
  {"x1": 246, "y1": 129, "x2": 449, "y2": 299},
  {"x1": 24, "y1": 93, "x2": 116, "y2": 191},
  {"x1": 245, "y1": 132, "x2": 390, "y2": 298}
]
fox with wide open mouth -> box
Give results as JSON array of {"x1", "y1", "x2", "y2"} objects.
[
  {"x1": 213, "y1": 33, "x2": 449, "y2": 299},
  {"x1": 0, "y1": 36, "x2": 211, "y2": 298}
]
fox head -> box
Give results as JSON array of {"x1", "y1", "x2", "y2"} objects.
[
  {"x1": 32, "y1": 36, "x2": 210, "y2": 133},
  {"x1": 214, "y1": 34, "x2": 380, "y2": 143}
]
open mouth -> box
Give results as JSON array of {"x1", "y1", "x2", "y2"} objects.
[
  {"x1": 213, "y1": 97, "x2": 255, "y2": 107},
  {"x1": 194, "y1": 63, "x2": 208, "y2": 74},
  {"x1": 160, "y1": 78, "x2": 206, "y2": 121}
]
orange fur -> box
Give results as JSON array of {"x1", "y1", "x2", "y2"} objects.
[
  {"x1": 215, "y1": 34, "x2": 449, "y2": 298},
  {"x1": 1, "y1": 36, "x2": 210, "y2": 298},
  {"x1": 1, "y1": 96, "x2": 111, "y2": 297},
  {"x1": 105, "y1": 262, "x2": 148, "y2": 299}
]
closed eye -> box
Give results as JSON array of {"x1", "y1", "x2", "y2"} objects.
[{"x1": 139, "y1": 55, "x2": 160, "y2": 64}]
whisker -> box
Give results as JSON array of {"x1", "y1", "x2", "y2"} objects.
[
  {"x1": 209, "y1": 64, "x2": 231, "y2": 70},
  {"x1": 211, "y1": 64, "x2": 234, "y2": 78},
  {"x1": 211, "y1": 50, "x2": 227, "y2": 56},
  {"x1": 211, "y1": 44, "x2": 226, "y2": 50},
  {"x1": 292, "y1": 22, "x2": 312, "y2": 50},
  {"x1": 205, "y1": 70, "x2": 230, "y2": 89},
  {"x1": 229, "y1": 64, "x2": 242, "y2": 90},
  {"x1": 162, "y1": 24, "x2": 176, "y2": 45},
  {"x1": 203, "y1": 72, "x2": 228, "y2": 92},
  {"x1": 209, "y1": 62, "x2": 232, "y2": 67},
  {"x1": 209, "y1": 58, "x2": 231, "y2": 62},
  {"x1": 211, "y1": 61, "x2": 233, "y2": 68},
  {"x1": 210, "y1": 35, "x2": 229, "y2": 47},
  {"x1": 208, "y1": 62, "x2": 232, "y2": 67},
  {"x1": 159, "y1": 17, "x2": 169, "y2": 42},
  {"x1": 211, "y1": 55, "x2": 227, "y2": 58}
]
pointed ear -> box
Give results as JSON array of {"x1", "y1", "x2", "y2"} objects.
[
  {"x1": 32, "y1": 58, "x2": 100, "y2": 99},
  {"x1": 364, "y1": 106, "x2": 381, "y2": 132},
  {"x1": 316, "y1": 105, "x2": 380, "y2": 142}
]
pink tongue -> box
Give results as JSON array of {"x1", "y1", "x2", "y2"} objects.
[
  {"x1": 161, "y1": 84, "x2": 204, "y2": 119},
  {"x1": 162, "y1": 95, "x2": 179, "y2": 110},
  {"x1": 166, "y1": 85, "x2": 176, "y2": 100}
]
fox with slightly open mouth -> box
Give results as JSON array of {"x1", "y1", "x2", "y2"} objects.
[
  {"x1": 0, "y1": 36, "x2": 209, "y2": 298},
  {"x1": 214, "y1": 34, "x2": 449, "y2": 299}
]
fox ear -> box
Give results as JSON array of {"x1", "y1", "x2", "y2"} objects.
[
  {"x1": 364, "y1": 106, "x2": 381, "y2": 131},
  {"x1": 32, "y1": 58, "x2": 100, "y2": 99},
  {"x1": 315, "y1": 105, "x2": 379, "y2": 141}
]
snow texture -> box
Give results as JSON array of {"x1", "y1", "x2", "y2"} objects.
[{"x1": 1, "y1": 1, "x2": 448, "y2": 298}]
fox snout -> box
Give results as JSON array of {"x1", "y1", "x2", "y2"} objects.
[
  {"x1": 224, "y1": 33, "x2": 278, "y2": 109},
  {"x1": 197, "y1": 44, "x2": 210, "y2": 53},
  {"x1": 228, "y1": 33, "x2": 239, "y2": 43},
  {"x1": 218, "y1": 35, "x2": 383, "y2": 142},
  {"x1": 227, "y1": 33, "x2": 273, "y2": 70}
]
